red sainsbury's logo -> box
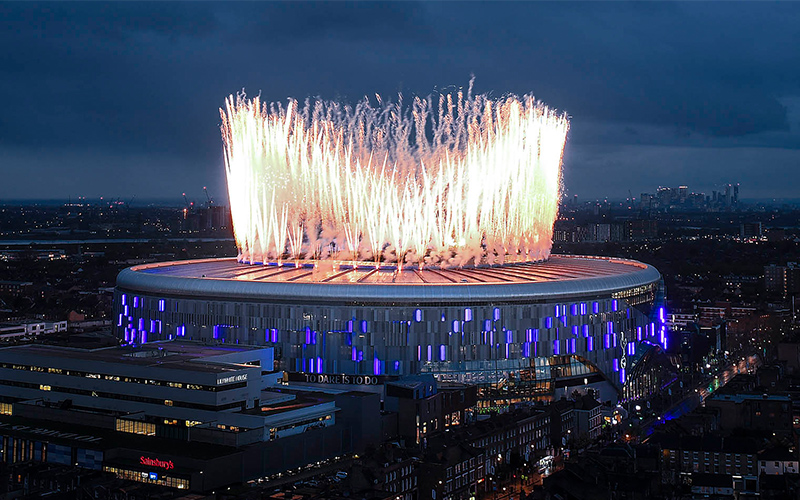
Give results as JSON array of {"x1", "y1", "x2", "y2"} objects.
[{"x1": 140, "y1": 456, "x2": 174, "y2": 470}]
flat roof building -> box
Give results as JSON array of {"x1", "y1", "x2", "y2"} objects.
[
  {"x1": 0, "y1": 341, "x2": 379, "y2": 492},
  {"x1": 0, "y1": 320, "x2": 67, "y2": 341}
]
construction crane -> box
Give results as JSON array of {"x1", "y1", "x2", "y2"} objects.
[
  {"x1": 181, "y1": 192, "x2": 194, "y2": 220},
  {"x1": 182, "y1": 192, "x2": 194, "y2": 211}
]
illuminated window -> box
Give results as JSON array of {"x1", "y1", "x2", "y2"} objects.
[
  {"x1": 115, "y1": 419, "x2": 156, "y2": 436},
  {"x1": 103, "y1": 466, "x2": 188, "y2": 489}
]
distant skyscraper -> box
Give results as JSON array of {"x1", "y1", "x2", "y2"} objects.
[
  {"x1": 657, "y1": 187, "x2": 671, "y2": 208},
  {"x1": 640, "y1": 193, "x2": 652, "y2": 211},
  {"x1": 724, "y1": 184, "x2": 732, "y2": 209}
]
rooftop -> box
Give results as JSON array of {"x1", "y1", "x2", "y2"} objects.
[
  {"x1": 250, "y1": 390, "x2": 334, "y2": 417},
  {"x1": 709, "y1": 393, "x2": 791, "y2": 403},
  {"x1": 574, "y1": 394, "x2": 602, "y2": 411},
  {"x1": 649, "y1": 432, "x2": 762, "y2": 454},
  {"x1": 0, "y1": 341, "x2": 266, "y2": 375},
  {"x1": 758, "y1": 447, "x2": 797, "y2": 462},
  {"x1": 0, "y1": 414, "x2": 237, "y2": 460},
  {"x1": 117, "y1": 255, "x2": 661, "y2": 304}
]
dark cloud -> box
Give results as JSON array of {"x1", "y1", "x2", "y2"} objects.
[
  {"x1": 433, "y1": 2, "x2": 797, "y2": 138},
  {"x1": 0, "y1": 2, "x2": 219, "y2": 41},
  {"x1": 1, "y1": 2, "x2": 799, "y2": 200},
  {"x1": 225, "y1": 2, "x2": 432, "y2": 43}
]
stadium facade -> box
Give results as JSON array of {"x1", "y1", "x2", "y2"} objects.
[{"x1": 114, "y1": 255, "x2": 669, "y2": 406}]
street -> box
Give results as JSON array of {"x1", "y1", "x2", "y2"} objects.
[{"x1": 642, "y1": 355, "x2": 759, "y2": 436}]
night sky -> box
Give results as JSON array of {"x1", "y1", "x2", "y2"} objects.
[{"x1": 2, "y1": 2, "x2": 799, "y2": 202}]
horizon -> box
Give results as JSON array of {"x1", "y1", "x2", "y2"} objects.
[{"x1": 5, "y1": 195, "x2": 800, "y2": 208}]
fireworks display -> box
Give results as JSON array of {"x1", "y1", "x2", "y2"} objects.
[{"x1": 220, "y1": 85, "x2": 569, "y2": 269}]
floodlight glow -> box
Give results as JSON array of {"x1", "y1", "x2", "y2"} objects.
[{"x1": 220, "y1": 85, "x2": 569, "y2": 269}]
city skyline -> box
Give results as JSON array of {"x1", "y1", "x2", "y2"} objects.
[
  {"x1": 0, "y1": 180, "x2": 786, "y2": 208},
  {"x1": 1, "y1": 2, "x2": 800, "y2": 200}
]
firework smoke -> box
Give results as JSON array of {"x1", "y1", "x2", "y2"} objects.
[{"x1": 220, "y1": 84, "x2": 568, "y2": 269}]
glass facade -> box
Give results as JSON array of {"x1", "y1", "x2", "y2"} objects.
[{"x1": 115, "y1": 277, "x2": 662, "y2": 402}]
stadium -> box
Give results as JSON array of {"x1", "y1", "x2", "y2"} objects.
[
  {"x1": 113, "y1": 89, "x2": 671, "y2": 407},
  {"x1": 113, "y1": 254, "x2": 669, "y2": 406}
]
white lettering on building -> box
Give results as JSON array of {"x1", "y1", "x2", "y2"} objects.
[{"x1": 216, "y1": 374, "x2": 248, "y2": 385}]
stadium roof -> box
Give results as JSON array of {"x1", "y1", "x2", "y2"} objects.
[{"x1": 116, "y1": 255, "x2": 661, "y2": 305}]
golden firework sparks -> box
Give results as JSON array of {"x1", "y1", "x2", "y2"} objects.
[{"x1": 220, "y1": 85, "x2": 569, "y2": 269}]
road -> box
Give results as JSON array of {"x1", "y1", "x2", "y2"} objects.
[{"x1": 643, "y1": 355, "x2": 759, "y2": 436}]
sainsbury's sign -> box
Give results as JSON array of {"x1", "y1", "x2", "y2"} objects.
[{"x1": 140, "y1": 456, "x2": 174, "y2": 470}]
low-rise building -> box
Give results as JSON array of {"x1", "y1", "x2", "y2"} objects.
[
  {"x1": 383, "y1": 375, "x2": 477, "y2": 444},
  {"x1": 0, "y1": 320, "x2": 68, "y2": 340},
  {"x1": 705, "y1": 393, "x2": 792, "y2": 435},
  {"x1": 0, "y1": 340, "x2": 380, "y2": 492},
  {"x1": 348, "y1": 445, "x2": 419, "y2": 500},
  {"x1": 652, "y1": 432, "x2": 760, "y2": 487},
  {"x1": 758, "y1": 447, "x2": 799, "y2": 476},
  {"x1": 0, "y1": 281, "x2": 33, "y2": 297},
  {"x1": 667, "y1": 311, "x2": 697, "y2": 330},
  {"x1": 451, "y1": 407, "x2": 550, "y2": 475},
  {"x1": 573, "y1": 394, "x2": 602, "y2": 441},
  {"x1": 419, "y1": 437, "x2": 485, "y2": 500},
  {"x1": 549, "y1": 399, "x2": 576, "y2": 451}
]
